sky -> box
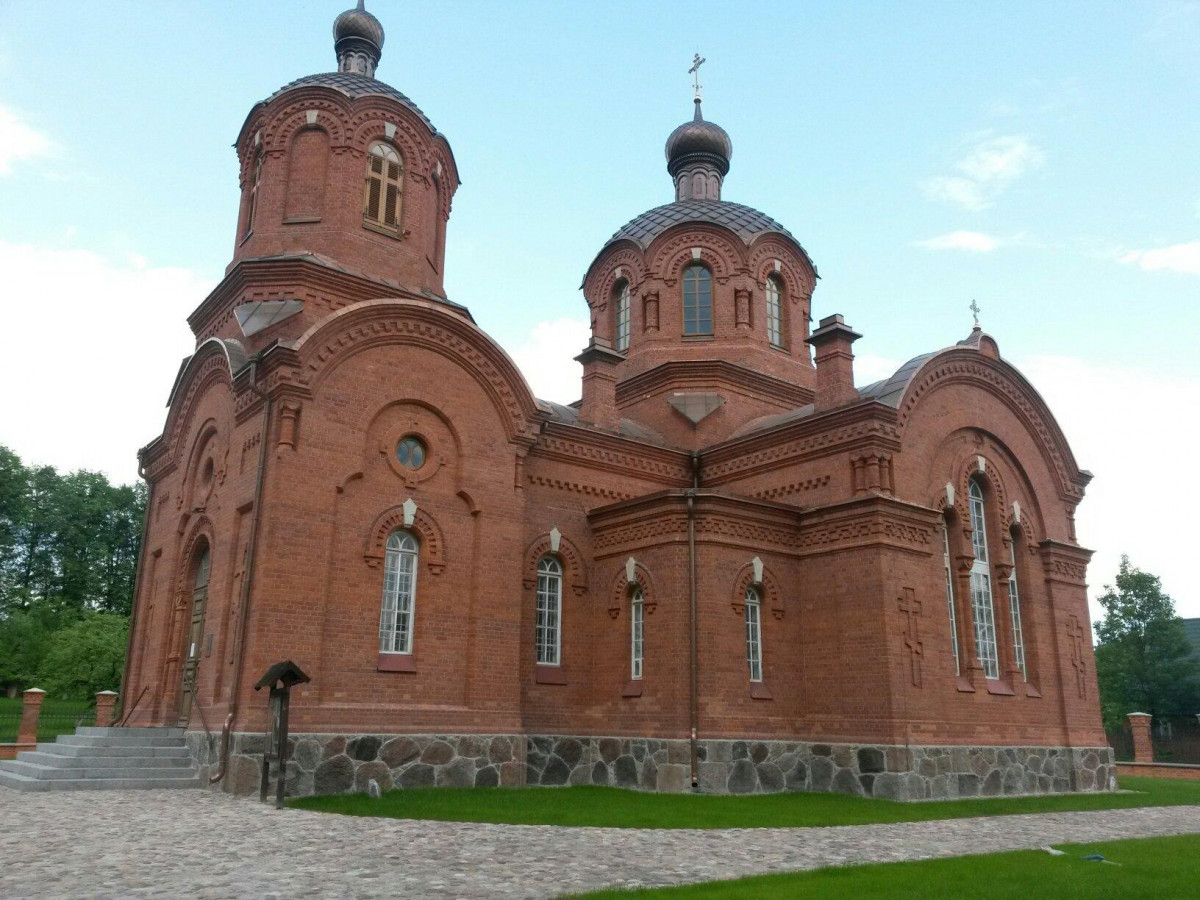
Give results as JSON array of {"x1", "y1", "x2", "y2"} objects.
[{"x1": 0, "y1": 1, "x2": 1197, "y2": 619}]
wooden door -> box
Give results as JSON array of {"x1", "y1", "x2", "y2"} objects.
[{"x1": 178, "y1": 548, "x2": 210, "y2": 726}]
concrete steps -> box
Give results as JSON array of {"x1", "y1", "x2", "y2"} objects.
[{"x1": 0, "y1": 726, "x2": 202, "y2": 792}]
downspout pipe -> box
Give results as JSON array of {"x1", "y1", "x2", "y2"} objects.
[
  {"x1": 213, "y1": 354, "x2": 272, "y2": 782},
  {"x1": 688, "y1": 450, "x2": 701, "y2": 788}
]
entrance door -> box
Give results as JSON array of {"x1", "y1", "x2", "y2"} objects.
[{"x1": 178, "y1": 547, "x2": 210, "y2": 726}]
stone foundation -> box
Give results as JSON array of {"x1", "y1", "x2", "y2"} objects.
[{"x1": 187, "y1": 732, "x2": 1116, "y2": 800}]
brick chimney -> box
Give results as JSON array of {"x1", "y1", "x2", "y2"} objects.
[
  {"x1": 806, "y1": 314, "x2": 862, "y2": 411},
  {"x1": 575, "y1": 338, "x2": 625, "y2": 431}
]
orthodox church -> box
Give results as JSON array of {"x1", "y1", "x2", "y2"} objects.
[{"x1": 122, "y1": 3, "x2": 1113, "y2": 799}]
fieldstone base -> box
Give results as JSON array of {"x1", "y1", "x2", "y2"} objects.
[{"x1": 186, "y1": 732, "x2": 1116, "y2": 800}]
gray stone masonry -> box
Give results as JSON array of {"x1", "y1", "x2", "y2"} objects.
[{"x1": 190, "y1": 731, "x2": 1115, "y2": 800}]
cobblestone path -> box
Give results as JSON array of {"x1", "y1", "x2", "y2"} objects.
[{"x1": 2, "y1": 791, "x2": 1198, "y2": 898}]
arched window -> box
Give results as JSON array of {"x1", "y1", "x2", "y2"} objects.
[
  {"x1": 1008, "y1": 536, "x2": 1027, "y2": 679},
  {"x1": 244, "y1": 152, "x2": 263, "y2": 237},
  {"x1": 682, "y1": 264, "x2": 712, "y2": 335},
  {"x1": 765, "y1": 274, "x2": 784, "y2": 348},
  {"x1": 744, "y1": 585, "x2": 763, "y2": 682},
  {"x1": 614, "y1": 279, "x2": 631, "y2": 352},
  {"x1": 535, "y1": 556, "x2": 562, "y2": 666},
  {"x1": 380, "y1": 530, "x2": 418, "y2": 655},
  {"x1": 630, "y1": 585, "x2": 644, "y2": 679},
  {"x1": 968, "y1": 480, "x2": 999, "y2": 679},
  {"x1": 364, "y1": 142, "x2": 403, "y2": 231},
  {"x1": 942, "y1": 520, "x2": 961, "y2": 676}
]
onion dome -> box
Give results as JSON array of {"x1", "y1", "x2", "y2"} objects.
[
  {"x1": 334, "y1": 1, "x2": 385, "y2": 77},
  {"x1": 665, "y1": 99, "x2": 732, "y2": 179}
]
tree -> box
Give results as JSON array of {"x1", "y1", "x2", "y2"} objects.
[
  {"x1": 1094, "y1": 556, "x2": 1200, "y2": 730},
  {"x1": 35, "y1": 612, "x2": 128, "y2": 700}
]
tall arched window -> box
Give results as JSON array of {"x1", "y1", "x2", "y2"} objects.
[
  {"x1": 244, "y1": 152, "x2": 263, "y2": 238},
  {"x1": 630, "y1": 585, "x2": 644, "y2": 679},
  {"x1": 744, "y1": 585, "x2": 763, "y2": 682},
  {"x1": 614, "y1": 279, "x2": 631, "y2": 352},
  {"x1": 1008, "y1": 537, "x2": 1027, "y2": 679},
  {"x1": 380, "y1": 530, "x2": 418, "y2": 655},
  {"x1": 942, "y1": 520, "x2": 961, "y2": 676},
  {"x1": 765, "y1": 274, "x2": 784, "y2": 348},
  {"x1": 968, "y1": 480, "x2": 999, "y2": 679},
  {"x1": 682, "y1": 264, "x2": 712, "y2": 335},
  {"x1": 536, "y1": 556, "x2": 562, "y2": 666},
  {"x1": 364, "y1": 142, "x2": 403, "y2": 231}
]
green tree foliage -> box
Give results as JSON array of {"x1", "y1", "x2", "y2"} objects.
[
  {"x1": 0, "y1": 445, "x2": 145, "y2": 692},
  {"x1": 1094, "y1": 557, "x2": 1200, "y2": 730},
  {"x1": 35, "y1": 612, "x2": 129, "y2": 699}
]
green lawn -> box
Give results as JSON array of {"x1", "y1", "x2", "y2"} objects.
[
  {"x1": 290, "y1": 776, "x2": 1200, "y2": 829},
  {"x1": 0, "y1": 696, "x2": 94, "y2": 743},
  {"x1": 574, "y1": 834, "x2": 1200, "y2": 899}
]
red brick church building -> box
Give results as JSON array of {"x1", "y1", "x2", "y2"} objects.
[{"x1": 121, "y1": 3, "x2": 1113, "y2": 799}]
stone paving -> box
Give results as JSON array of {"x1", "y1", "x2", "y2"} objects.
[{"x1": 1, "y1": 790, "x2": 1198, "y2": 898}]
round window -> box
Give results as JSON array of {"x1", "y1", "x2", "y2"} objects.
[{"x1": 396, "y1": 436, "x2": 427, "y2": 470}]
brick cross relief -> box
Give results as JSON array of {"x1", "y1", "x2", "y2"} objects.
[
  {"x1": 899, "y1": 587, "x2": 923, "y2": 687},
  {"x1": 1067, "y1": 615, "x2": 1087, "y2": 699}
]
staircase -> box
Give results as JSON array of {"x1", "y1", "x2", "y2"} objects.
[{"x1": 0, "y1": 727, "x2": 202, "y2": 792}]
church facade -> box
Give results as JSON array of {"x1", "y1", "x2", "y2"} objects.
[{"x1": 121, "y1": 3, "x2": 1114, "y2": 800}]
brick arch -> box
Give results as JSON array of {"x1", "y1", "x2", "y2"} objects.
[
  {"x1": 607, "y1": 559, "x2": 658, "y2": 619},
  {"x1": 649, "y1": 228, "x2": 744, "y2": 283},
  {"x1": 732, "y1": 559, "x2": 785, "y2": 620},
  {"x1": 955, "y1": 451, "x2": 1012, "y2": 536},
  {"x1": 268, "y1": 102, "x2": 348, "y2": 151},
  {"x1": 162, "y1": 340, "x2": 241, "y2": 472},
  {"x1": 584, "y1": 248, "x2": 649, "y2": 309},
  {"x1": 363, "y1": 505, "x2": 445, "y2": 575},
  {"x1": 174, "y1": 515, "x2": 216, "y2": 607},
  {"x1": 748, "y1": 239, "x2": 817, "y2": 296},
  {"x1": 347, "y1": 114, "x2": 434, "y2": 181},
  {"x1": 523, "y1": 533, "x2": 587, "y2": 597}
]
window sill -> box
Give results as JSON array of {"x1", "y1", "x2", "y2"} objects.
[
  {"x1": 681, "y1": 333, "x2": 714, "y2": 342},
  {"x1": 1023, "y1": 682, "x2": 1043, "y2": 698},
  {"x1": 769, "y1": 343, "x2": 790, "y2": 354},
  {"x1": 239, "y1": 230, "x2": 254, "y2": 247},
  {"x1": 956, "y1": 675, "x2": 976, "y2": 693},
  {"x1": 378, "y1": 653, "x2": 415, "y2": 673},
  {"x1": 363, "y1": 220, "x2": 404, "y2": 241},
  {"x1": 985, "y1": 678, "x2": 1016, "y2": 696},
  {"x1": 749, "y1": 682, "x2": 773, "y2": 700},
  {"x1": 535, "y1": 665, "x2": 567, "y2": 685},
  {"x1": 283, "y1": 215, "x2": 321, "y2": 225},
  {"x1": 622, "y1": 679, "x2": 643, "y2": 697}
]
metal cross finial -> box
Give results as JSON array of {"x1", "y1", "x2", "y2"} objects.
[
  {"x1": 969, "y1": 299, "x2": 980, "y2": 329},
  {"x1": 689, "y1": 53, "x2": 706, "y2": 101}
]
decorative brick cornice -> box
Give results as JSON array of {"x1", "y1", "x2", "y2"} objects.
[
  {"x1": 797, "y1": 495, "x2": 940, "y2": 558},
  {"x1": 533, "y1": 424, "x2": 692, "y2": 485},
  {"x1": 1038, "y1": 539, "x2": 1094, "y2": 585},
  {"x1": 615, "y1": 359, "x2": 813, "y2": 411}
]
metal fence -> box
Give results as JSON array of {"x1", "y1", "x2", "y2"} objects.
[
  {"x1": 1106, "y1": 715, "x2": 1200, "y2": 765},
  {"x1": 1106, "y1": 725, "x2": 1134, "y2": 762},
  {"x1": 0, "y1": 698, "x2": 94, "y2": 743}
]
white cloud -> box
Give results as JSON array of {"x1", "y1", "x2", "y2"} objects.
[
  {"x1": 508, "y1": 317, "x2": 589, "y2": 404},
  {"x1": 917, "y1": 231, "x2": 1002, "y2": 252},
  {"x1": 1118, "y1": 240, "x2": 1200, "y2": 275},
  {"x1": 923, "y1": 134, "x2": 1045, "y2": 211},
  {"x1": 1017, "y1": 355, "x2": 1200, "y2": 619},
  {"x1": 0, "y1": 240, "x2": 208, "y2": 483},
  {"x1": 0, "y1": 105, "x2": 52, "y2": 175}
]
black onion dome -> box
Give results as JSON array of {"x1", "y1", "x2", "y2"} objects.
[
  {"x1": 665, "y1": 99, "x2": 732, "y2": 177},
  {"x1": 334, "y1": 1, "x2": 385, "y2": 52}
]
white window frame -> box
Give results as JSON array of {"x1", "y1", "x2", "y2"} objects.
[
  {"x1": 765, "y1": 275, "x2": 784, "y2": 348},
  {"x1": 535, "y1": 556, "x2": 563, "y2": 666},
  {"x1": 1008, "y1": 540, "x2": 1027, "y2": 679},
  {"x1": 745, "y1": 585, "x2": 763, "y2": 682},
  {"x1": 630, "y1": 585, "x2": 644, "y2": 679},
  {"x1": 615, "y1": 280, "x2": 631, "y2": 352},
  {"x1": 968, "y1": 480, "x2": 999, "y2": 679},
  {"x1": 682, "y1": 264, "x2": 713, "y2": 335},
  {"x1": 942, "y1": 521, "x2": 961, "y2": 676},
  {"x1": 379, "y1": 530, "x2": 418, "y2": 655}
]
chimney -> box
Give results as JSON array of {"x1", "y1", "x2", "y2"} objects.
[
  {"x1": 574, "y1": 338, "x2": 625, "y2": 431},
  {"x1": 806, "y1": 314, "x2": 862, "y2": 411}
]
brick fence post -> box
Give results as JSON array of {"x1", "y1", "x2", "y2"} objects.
[
  {"x1": 95, "y1": 691, "x2": 118, "y2": 727},
  {"x1": 18, "y1": 688, "x2": 46, "y2": 745},
  {"x1": 1127, "y1": 712, "x2": 1153, "y2": 763}
]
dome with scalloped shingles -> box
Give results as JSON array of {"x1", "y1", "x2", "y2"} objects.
[{"x1": 607, "y1": 200, "x2": 794, "y2": 249}]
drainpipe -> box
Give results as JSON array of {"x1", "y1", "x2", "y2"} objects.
[
  {"x1": 687, "y1": 450, "x2": 701, "y2": 788},
  {"x1": 213, "y1": 354, "x2": 272, "y2": 782},
  {"x1": 117, "y1": 476, "x2": 154, "y2": 727}
]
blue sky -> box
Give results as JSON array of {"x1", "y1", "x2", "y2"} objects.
[{"x1": 1, "y1": 1, "x2": 1197, "y2": 614}]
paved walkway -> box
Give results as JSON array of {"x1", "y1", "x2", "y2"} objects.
[{"x1": 2, "y1": 791, "x2": 1199, "y2": 898}]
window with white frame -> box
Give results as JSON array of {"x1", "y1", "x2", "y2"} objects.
[
  {"x1": 380, "y1": 530, "x2": 418, "y2": 654},
  {"x1": 682, "y1": 263, "x2": 713, "y2": 335},
  {"x1": 765, "y1": 274, "x2": 784, "y2": 348},
  {"x1": 614, "y1": 280, "x2": 631, "y2": 352},
  {"x1": 942, "y1": 521, "x2": 961, "y2": 676},
  {"x1": 535, "y1": 556, "x2": 562, "y2": 666},
  {"x1": 968, "y1": 479, "x2": 999, "y2": 679},
  {"x1": 745, "y1": 585, "x2": 763, "y2": 682},
  {"x1": 630, "y1": 585, "x2": 644, "y2": 679},
  {"x1": 1008, "y1": 538, "x2": 1027, "y2": 679},
  {"x1": 364, "y1": 142, "x2": 403, "y2": 231}
]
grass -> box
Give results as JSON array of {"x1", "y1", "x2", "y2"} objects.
[
  {"x1": 0, "y1": 696, "x2": 94, "y2": 743},
  {"x1": 573, "y1": 834, "x2": 1200, "y2": 898},
  {"x1": 289, "y1": 776, "x2": 1200, "y2": 829}
]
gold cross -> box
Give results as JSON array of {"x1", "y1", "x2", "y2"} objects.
[{"x1": 689, "y1": 53, "x2": 706, "y2": 100}]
